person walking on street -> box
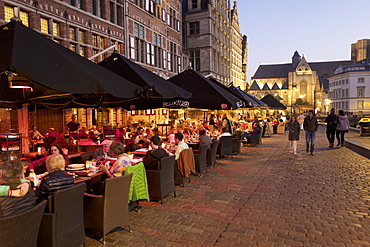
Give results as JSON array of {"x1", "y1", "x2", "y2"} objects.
[
  {"x1": 336, "y1": 110, "x2": 350, "y2": 147},
  {"x1": 325, "y1": 108, "x2": 338, "y2": 148},
  {"x1": 287, "y1": 116, "x2": 300, "y2": 154},
  {"x1": 303, "y1": 110, "x2": 318, "y2": 155}
]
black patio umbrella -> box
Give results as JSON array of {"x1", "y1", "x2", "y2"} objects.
[
  {"x1": 168, "y1": 69, "x2": 245, "y2": 110},
  {"x1": 99, "y1": 53, "x2": 192, "y2": 100},
  {"x1": 0, "y1": 20, "x2": 141, "y2": 108},
  {"x1": 261, "y1": 94, "x2": 287, "y2": 110},
  {"x1": 228, "y1": 86, "x2": 268, "y2": 108}
]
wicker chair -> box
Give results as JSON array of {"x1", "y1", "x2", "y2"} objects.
[
  {"x1": 37, "y1": 183, "x2": 86, "y2": 247},
  {"x1": 249, "y1": 130, "x2": 263, "y2": 146},
  {"x1": 83, "y1": 173, "x2": 133, "y2": 244},
  {"x1": 232, "y1": 133, "x2": 243, "y2": 155},
  {"x1": 194, "y1": 144, "x2": 208, "y2": 176},
  {"x1": 0, "y1": 200, "x2": 46, "y2": 247},
  {"x1": 146, "y1": 155, "x2": 176, "y2": 204},
  {"x1": 206, "y1": 140, "x2": 219, "y2": 167},
  {"x1": 217, "y1": 136, "x2": 233, "y2": 158}
]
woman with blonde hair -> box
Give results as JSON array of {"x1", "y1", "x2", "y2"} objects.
[{"x1": 287, "y1": 116, "x2": 300, "y2": 154}]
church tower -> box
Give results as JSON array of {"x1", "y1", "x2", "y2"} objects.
[{"x1": 292, "y1": 50, "x2": 301, "y2": 69}]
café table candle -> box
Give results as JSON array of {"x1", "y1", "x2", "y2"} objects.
[{"x1": 85, "y1": 161, "x2": 91, "y2": 169}]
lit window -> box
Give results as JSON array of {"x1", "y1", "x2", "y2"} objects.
[
  {"x1": 69, "y1": 27, "x2": 76, "y2": 41},
  {"x1": 79, "y1": 46, "x2": 85, "y2": 57},
  {"x1": 4, "y1": 5, "x2": 14, "y2": 22},
  {"x1": 358, "y1": 100, "x2": 364, "y2": 109},
  {"x1": 40, "y1": 18, "x2": 49, "y2": 34},
  {"x1": 53, "y1": 22, "x2": 61, "y2": 37},
  {"x1": 93, "y1": 34, "x2": 99, "y2": 47},
  {"x1": 19, "y1": 10, "x2": 29, "y2": 27},
  {"x1": 358, "y1": 77, "x2": 365, "y2": 83},
  {"x1": 70, "y1": 43, "x2": 76, "y2": 52},
  {"x1": 79, "y1": 30, "x2": 85, "y2": 43}
]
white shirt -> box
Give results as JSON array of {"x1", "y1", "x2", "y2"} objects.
[
  {"x1": 217, "y1": 132, "x2": 232, "y2": 140},
  {"x1": 175, "y1": 141, "x2": 189, "y2": 160}
]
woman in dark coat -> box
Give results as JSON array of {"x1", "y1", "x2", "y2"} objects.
[{"x1": 287, "y1": 116, "x2": 300, "y2": 154}]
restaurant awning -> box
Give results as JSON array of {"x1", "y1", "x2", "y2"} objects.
[
  {"x1": 167, "y1": 69, "x2": 245, "y2": 110},
  {"x1": 0, "y1": 20, "x2": 141, "y2": 108},
  {"x1": 260, "y1": 94, "x2": 287, "y2": 110}
]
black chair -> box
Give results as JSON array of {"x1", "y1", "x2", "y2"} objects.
[
  {"x1": 206, "y1": 140, "x2": 219, "y2": 167},
  {"x1": 83, "y1": 173, "x2": 133, "y2": 244},
  {"x1": 0, "y1": 201, "x2": 46, "y2": 247},
  {"x1": 217, "y1": 136, "x2": 233, "y2": 158},
  {"x1": 37, "y1": 183, "x2": 86, "y2": 247},
  {"x1": 146, "y1": 155, "x2": 176, "y2": 204},
  {"x1": 194, "y1": 144, "x2": 208, "y2": 176}
]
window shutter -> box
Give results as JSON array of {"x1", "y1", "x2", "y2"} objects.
[
  {"x1": 163, "y1": 50, "x2": 166, "y2": 69},
  {"x1": 166, "y1": 13, "x2": 171, "y2": 26},
  {"x1": 145, "y1": 0, "x2": 150, "y2": 11},
  {"x1": 130, "y1": 36, "x2": 136, "y2": 60},
  {"x1": 176, "y1": 20, "x2": 180, "y2": 32},
  {"x1": 151, "y1": 45, "x2": 155, "y2": 65},
  {"x1": 167, "y1": 53, "x2": 171, "y2": 71},
  {"x1": 162, "y1": 8, "x2": 166, "y2": 22},
  {"x1": 146, "y1": 43, "x2": 151, "y2": 64}
]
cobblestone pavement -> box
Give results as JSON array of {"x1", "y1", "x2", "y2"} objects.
[{"x1": 86, "y1": 126, "x2": 370, "y2": 246}]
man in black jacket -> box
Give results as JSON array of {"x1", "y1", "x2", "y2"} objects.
[
  {"x1": 143, "y1": 136, "x2": 170, "y2": 170},
  {"x1": 325, "y1": 108, "x2": 338, "y2": 148}
]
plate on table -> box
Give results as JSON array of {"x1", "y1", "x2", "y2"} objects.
[{"x1": 66, "y1": 164, "x2": 85, "y2": 171}]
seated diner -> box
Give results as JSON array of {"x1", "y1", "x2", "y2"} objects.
[
  {"x1": 99, "y1": 142, "x2": 131, "y2": 178},
  {"x1": 143, "y1": 136, "x2": 170, "y2": 170}
]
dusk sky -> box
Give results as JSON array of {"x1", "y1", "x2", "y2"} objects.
[{"x1": 237, "y1": 0, "x2": 370, "y2": 83}]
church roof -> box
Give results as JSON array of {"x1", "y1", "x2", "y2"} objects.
[
  {"x1": 271, "y1": 82, "x2": 280, "y2": 90},
  {"x1": 252, "y1": 60, "x2": 354, "y2": 89},
  {"x1": 281, "y1": 80, "x2": 288, "y2": 89},
  {"x1": 249, "y1": 80, "x2": 261, "y2": 90},
  {"x1": 261, "y1": 94, "x2": 287, "y2": 110},
  {"x1": 261, "y1": 83, "x2": 271, "y2": 90},
  {"x1": 252, "y1": 63, "x2": 292, "y2": 79}
]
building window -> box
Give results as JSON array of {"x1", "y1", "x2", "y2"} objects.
[
  {"x1": 189, "y1": 49, "x2": 200, "y2": 71},
  {"x1": 5, "y1": 6, "x2": 30, "y2": 27},
  {"x1": 70, "y1": 43, "x2": 76, "y2": 52},
  {"x1": 109, "y1": 1, "x2": 123, "y2": 25},
  {"x1": 134, "y1": 0, "x2": 144, "y2": 8},
  {"x1": 130, "y1": 34, "x2": 146, "y2": 63},
  {"x1": 168, "y1": 7, "x2": 179, "y2": 31},
  {"x1": 79, "y1": 30, "x2": 85, "y2": 43},
  {"x1": 358, "y1": 77, "x2": 365, "y2": 83},
  {"x1": 91, "y1": 0, "x2": 103, "y2": 17},
  {"x1": 358, "y1": 100, "x2": 364, "y2": 109},
  {"x1": 191, "y1": 0, "x2": 198, "y2": 9},
  {"x1": 93, "y1": 34, "x2": 99, "y2": 47},
  {"x1": 189, "y1": 22, "x2": 200, "y2": 35},
  {"x1": 134, "y1": 23, "x2": 145, "y2": 39},
  {"x1": 69, "y1": 27, "x2": 76, "y2": 41},
  {"x1": 79, "y1": 46, "x2": 86, "y2": 57},
  {"x1": 4, "y1": 5, "x2": 14, "y2": 22},
  {"x1": 358, "y1": 87, "x2": 365, "y2": 97},
  {"x1": 19, "y1": 10, "x2": 29, "y2": 26},
  {"x1": 153, "y1": 33, "x2": 161, "y2": 47},
  {"x1": 40, "y1": 18, "x2": 49, "y2": 34},
  {"x1": 52, "y1": 22, "x2": 61, "y2": 37}
]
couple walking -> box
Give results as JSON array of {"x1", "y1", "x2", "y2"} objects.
[
  {"x1": 288, "y1": 110, "x2": 318, "y2": 155},
  {"x1": 325, "y1": 108, "x2": 350, "y2": 147}
]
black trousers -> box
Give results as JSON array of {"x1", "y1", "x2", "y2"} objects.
[
  {"x1": 336, "y1": 130, "x2": 346, "y2": 145},
  {"x1": 326, "y1": 128, "x2": 336, "y2": 144}
]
